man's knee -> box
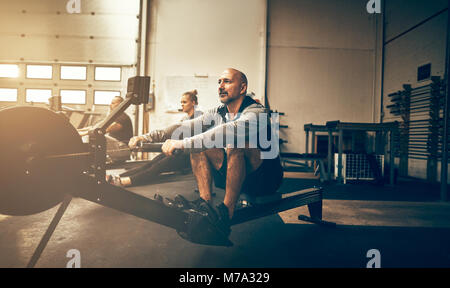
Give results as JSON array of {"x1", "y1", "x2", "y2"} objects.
[
  {"x1": 226, "y1": 147, "x2": 263, "y2": 172},
  {"x1": 190, "y1": 148, "x2": 224, "y2": 171},
  {"x1": 226, "y1": 147, "x2": 260, "y2": 159},
  {"x1": 190, "y1": 150, "x2": 206, "y2": 162},
  {"x1": 226, "y1": 147, "x2": 245, "y2": 159}
]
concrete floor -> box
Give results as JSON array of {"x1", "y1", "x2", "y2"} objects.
[{"x1": 1, "y1": 172, "x2": 449, "y2": 268}]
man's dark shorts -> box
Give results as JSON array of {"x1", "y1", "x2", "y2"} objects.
[{"x1": 212, "y1": 150, "x2": 284, "y2": 197}]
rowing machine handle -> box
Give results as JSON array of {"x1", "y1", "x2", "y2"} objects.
[
  {"x1": 137, "y1": 142, "x2": 186, "y2": 155},
  {"x1": 138, "y1": 142, "x2": 163, "y2": 152}
]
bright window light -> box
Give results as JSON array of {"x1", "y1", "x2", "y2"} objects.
[
  {"x1": 26, "y1": 65, "x2": 53, "y2": 79},
  {"x1": 26, "y1": 89, "x2": 52, "y2": 103},
  {"x1": 95, "y1": 67, "x2": 121, "y2": 81},
  {"x1": 60, "y1": 90, "x2": 86, "y2": 104},
  {"x1": 0, "y1": 64, "x2": 19, "y2": 78},
  {"x1": 94, "y1": 91, "x2": 121, "y2": 105},
  {"x1": 61, "y1": 66, "x2": 87, "y2": 80},
  {"x1": 0, "y1": 88, "x2": 18, "y2": 102}
]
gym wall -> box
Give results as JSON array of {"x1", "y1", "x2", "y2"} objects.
[
  {"x1": 266, "y1": 0, "x2": 382, "y2": 155},
  {"x1": 0, "y1": 0, "x2": 139, "y2": 64},
  {"x1": 145, "y1": 0, "x2": 267, "y2": 130},
  {"x1": 0, "y1": 0, "x2": 139, "y2": 126},
  {"x1": 382, "y1": 0, "x2": 449, "y2": 181}
]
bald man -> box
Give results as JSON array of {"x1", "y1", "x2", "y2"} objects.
[{"x1": 129, "y1": 68, "x2": 283, "y2": 238}]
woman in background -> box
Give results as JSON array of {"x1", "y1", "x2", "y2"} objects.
[{"x1": 107, "y1": 89, "x2": 203, "y2": 187}]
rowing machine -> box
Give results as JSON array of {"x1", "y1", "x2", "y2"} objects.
[{"x1": 0, "y1": 77, "x2": 334, "y2": 267}]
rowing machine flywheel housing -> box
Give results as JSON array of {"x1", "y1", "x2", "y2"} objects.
[{"x1": 0, "y1": 107, "x2": 87, "y2": 216}]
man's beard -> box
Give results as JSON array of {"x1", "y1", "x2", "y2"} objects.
[{"x1": 219, "y1": 93, "x2": 235, "y2": 104}]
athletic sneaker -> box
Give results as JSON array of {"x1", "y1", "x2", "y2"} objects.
[
  {"x1": 105, "y1": 174, "x2": 123, "y2": 186},
  {"x1": 197, "y1": 201, "x2": 231, "y2": 237}
]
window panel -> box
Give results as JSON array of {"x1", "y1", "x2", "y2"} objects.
[
  {"x1": 95, "y1": 67, "x2": 121, "y2": 81},
  {"x1": 0, "y1": 64, "x2": 19, "y2": 78},
  {"x1": 60, "y1": 90, "x2": 86, "y2": 104},
  {"x1": 94, "y1": 90, "x2": 121, "y2": 105},
  {"x1": 26, "y1": 65, "x2": 53, "y2": 79},
  {"x1": 26, "y1": 89, "x2": 52, "y2": 103},
  {"x1": 0, "y1": 88, "x2": 18, "y2": 102},
  {"x1": 61, "y1": 66, "x2": 87, "y2": 80}
]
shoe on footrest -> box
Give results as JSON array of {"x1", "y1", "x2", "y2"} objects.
[
  {"x1": 153, "y1": 193, "x2": 181, "y2": 209},
  {"x1": 105, "y1": 174, "x2": 123, "y2": 187},
  {"x1": 152, "y1": 194, "x2": 207, "y2": 211},
  {"x1": 173, "y1": 194, "x2": 212, "y2": 211},
  {"x1": 177, "y1": 202, "x2": 232, "y2": 247}
]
